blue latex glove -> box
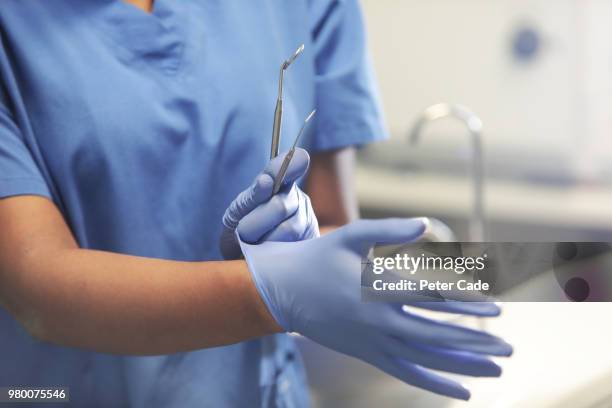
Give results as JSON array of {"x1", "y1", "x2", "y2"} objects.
[
  {"x1": 239, "y1": 218, "x2": 512, "y2": 401},
  {"x1": 220, "y1": 148, "x2": 319, "y2": 260}
]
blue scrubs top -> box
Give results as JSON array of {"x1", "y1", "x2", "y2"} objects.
[{"x1": 0, "y1": 1, "x2": 386, "y2": 406}]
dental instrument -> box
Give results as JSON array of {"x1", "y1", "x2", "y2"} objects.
[
  {"x1": 270, "y1": 44, "x2": 305, "y2": 160},
  {"x1": 272, "y1": 109, "x2": 316, "y2": 195}
]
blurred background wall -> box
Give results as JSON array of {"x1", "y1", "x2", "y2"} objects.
[
  {"x1": 352, "y1": 0, "x2": 612, "y2": 242},
  {"x1": 362, "y1": 0, "x2": 612, "y2": 181}
]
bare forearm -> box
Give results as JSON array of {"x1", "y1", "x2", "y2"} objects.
[
  {"x1": 307, "y1": 147, "x2": 359, "y2": 227},
  {"x1": 3, "y1": 248, "x2": 280, "y2": 355}
]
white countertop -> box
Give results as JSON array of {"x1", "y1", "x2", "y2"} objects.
[{"x1": 448, "y1": 302, "x2": 612, "y2": 408}]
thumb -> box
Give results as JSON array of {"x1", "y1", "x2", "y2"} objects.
[
  {"x1": 343, "y1": 218, "x2": 428, "y2": 253},
  {"x1": 264, "y1": 148, "x2": 310, "y2": 187}
]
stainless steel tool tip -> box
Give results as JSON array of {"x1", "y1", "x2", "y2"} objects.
[
  {"x1": 304, "y1": 109, "x2": 316, "y2": 123},
  {"x1": 282, "y1": 44, "x2": 305, "y2": 70},
  {"x1": 291, "y1": 109, "x2": 316, "y2": 149}
]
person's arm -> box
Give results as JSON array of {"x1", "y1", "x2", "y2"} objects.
[
  {"x1": 306, "y1": 146, "x2": 359, "y2": 234},
  {"x1": 0, "y1": 195, "x2": 281, "y2": 356}
]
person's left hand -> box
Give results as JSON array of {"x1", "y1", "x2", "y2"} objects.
[{"x1": 219, "y1": 148, "x2": 319, "y2": 260}]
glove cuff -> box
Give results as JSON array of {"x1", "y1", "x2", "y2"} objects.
[{"x1": 237, "y1": 231, "x2": 290, "y2": 332}]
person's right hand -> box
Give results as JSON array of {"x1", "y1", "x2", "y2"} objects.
[
  {"x1": 219, "y1": 148, "x2": 319, "y2": 260},
  {"x1": 239, "y1": 218, "x2": 512, "y2": 401}
]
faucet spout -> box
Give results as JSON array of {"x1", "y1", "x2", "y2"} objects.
[{"x1": 409, "y1": 103, "x2": 485, "y2": 241}]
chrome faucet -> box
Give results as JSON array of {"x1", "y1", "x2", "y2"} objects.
[{"x1": 408, "y1": 103, "x2": 485, "y2": 241}]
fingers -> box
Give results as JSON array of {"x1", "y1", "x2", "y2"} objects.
[
  {"x1": 262, "y1": 192, "x2": 319, "y2": 242},
  {"x1": 222, "y1": 149, "x2": 310, "y2": 231},
  {"x1": 405, "y1": 301, "x2": 502, "y2": 317},
  {"x1": 262, "y1": 210, "x2": 307, "y2": 242},
  {"x1": 222, "y1": 173, "x2": 274, "y2": 229},
  {"x1": 378, "y1": 355, "x2": 471, "y2": 401},
  {"x1": 386, "y1": 337, "x2": 502, "y2": 377},
  {"x1": 343, "y1": 218, "x2": 427, "y2": 252},
  {"x1": 237, "y1": 185, "x2": 299, "y2": 243},
  {"x1": 264, "y1": 148, "x2": 310, "y2": 188},
  {"x1": 389, "y1": 306, "x2": 513, "y2": 357}
]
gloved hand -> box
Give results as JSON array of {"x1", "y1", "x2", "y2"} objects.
[
  {"x1": 239, "y1": 218, "x2": 512, "y2": 401},
  {"x1": 220, "y1": 148, "x2": 319, "y2": 260}
]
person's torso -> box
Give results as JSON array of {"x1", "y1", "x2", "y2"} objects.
[
  {"x1": 1, "y1": 0, "x2": 316, "y2": 259},
  {"x1": 0, "y1": 1, "x2": 317, "y2": 406}
]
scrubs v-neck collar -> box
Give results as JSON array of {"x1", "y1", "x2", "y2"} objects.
[{"x1": 97, "y1": 0, "x2": 186, "y2": 75}]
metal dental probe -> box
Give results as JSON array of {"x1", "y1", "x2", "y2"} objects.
[
  {"x1": 272, "y1": 109, "x2": 316, "y2": 195},
  {"x1": 270, "y1": 44, "x2": 305, "y2": 160}
]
